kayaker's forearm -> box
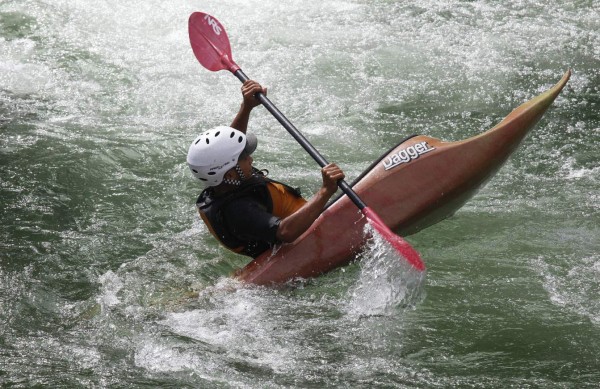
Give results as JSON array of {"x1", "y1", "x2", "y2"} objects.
[
  {"x1": 230, "y1": 103, "x2": 253, "y2": 133},
  {"x1": 276, "y1": 188, "x2": 334, "y2": 243},
  {"x1": 231, "y1": 81, "x2": 265, "y2": 132}
]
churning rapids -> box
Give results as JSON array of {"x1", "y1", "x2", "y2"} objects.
[{"x1": 1, "y1": 0, "x2": 598, "y2": 387}]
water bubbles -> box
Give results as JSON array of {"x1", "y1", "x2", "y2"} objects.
[
  {"x1": 534, "y1": 252, "x2": 600, "y2": 325},
  {"x1": 1, "y1": 0, "x2": 598, "y2": 386},
  {"x1": 97, "y1": 270, "x2": 124, "y2": 309},
  {"x1": 345, "y1": 225, "x2": 426, "y2": 317}
]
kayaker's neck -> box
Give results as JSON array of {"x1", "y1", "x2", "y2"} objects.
[{"x1": 213, "y1": 184, "x2": 237, "y2": 196}]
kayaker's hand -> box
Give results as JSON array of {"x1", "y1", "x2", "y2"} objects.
[
  {"x1": 276, "y1": 163, "x2": 345, "y2": 243},
  {"x1": 321, "y1": 163, "x2": 344, "y2": 196},
  {"x1": 241, "y1": 80, "x2": 266, "y2": 110},
  {"x1": 230, "y1": 80, "x2": 266, "y2": 133}
]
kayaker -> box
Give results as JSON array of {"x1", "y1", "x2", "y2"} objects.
[{"x1": 187, "y1": 80, "x2": 345, "y2": 258}]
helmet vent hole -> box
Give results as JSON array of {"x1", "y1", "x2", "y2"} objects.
[
  {"x1": 192, "y1": 169, "x2": 198, "y2": 173},
  {"x1": 199, "y1": 178, "x2": 207, "y2": 181},
  {"x1": 194, "y1": 139, "x2": 201, "y2": 145},
  {"x1": 205, "y1": 138, "x2": 210, "y2": 144},
  {"x1": 207, "y1": 172, "x2": 216, "y2": 175},
  {"x1": 230, "y1": 132, "x2": 235, "y2": 138},
  {"x1": 238, "y1": 136, "x2": 243, "y2": 143},
  {"x1": 215, "y1": 131, "x2": 220, "y2": 137}
]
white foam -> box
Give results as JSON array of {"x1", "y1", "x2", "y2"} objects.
[
  {"x1": 535, "y1": 254, "x2": 600, "y2": 325},
  {"x1": 97, "y1": 270, "x2": 124, "y2": 309},
  {"x1": 154, "y1": 281, "x2": 299, "y2": 375},
  {"x1": 345, "y1": 227, "x2": 426, "y2": 317},
  {"x1": 561, "y1": 156, "x2": 600, "y2": 180}
]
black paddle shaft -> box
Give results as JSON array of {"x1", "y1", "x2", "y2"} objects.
[{"x1": 234, "y1": 69, "x2": 366, "y2": 210}]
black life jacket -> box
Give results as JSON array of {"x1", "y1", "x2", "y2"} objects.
[{"x1": 196, "y1": 172, "x2": 303, "y2": 258}]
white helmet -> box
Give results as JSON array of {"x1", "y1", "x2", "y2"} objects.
[{"x1": 187, "y1": 126, "x2": 257, "y2": 186}]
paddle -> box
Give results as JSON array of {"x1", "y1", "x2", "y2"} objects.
[{"x1": 188, "y1": 12, "x2": 425, "y2": 271}]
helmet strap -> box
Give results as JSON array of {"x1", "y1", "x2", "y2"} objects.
[
  {"x1": 222, "y1": 177, "x2": 242, "y2": 186},
  {"x1": 235, "y1": 164, "x2": 246, "y2": 181},
  {"x1": 222, "y1": 164, "x2": 247, "y2": 187}
]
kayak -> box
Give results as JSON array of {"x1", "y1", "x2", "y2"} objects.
[{"x1": 235, "y1": 70, "x2": 571, "y2": 285}]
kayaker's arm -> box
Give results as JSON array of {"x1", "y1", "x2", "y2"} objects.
[
  {"x1": 276, "y1": 164, "x2": 344, "y2": 243},
  {"x1": 230, "y1": 80, "x2": 266, "y2": 134}
]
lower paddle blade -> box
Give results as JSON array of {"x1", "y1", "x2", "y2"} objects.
[
  {"x1": 188, "y1": 12, "x2": 239, "y2": 73},
  {"x1": 362, "y1": 207, "x2": 425, "y2": 271}
]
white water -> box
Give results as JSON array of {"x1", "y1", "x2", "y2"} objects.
[{"x1": 1, "y1": 0, "x2": 599, "y2": 387}]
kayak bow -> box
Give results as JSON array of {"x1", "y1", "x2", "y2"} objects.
[{"x1": 235, "y1": 70, "x2": 571, "y2": 285}]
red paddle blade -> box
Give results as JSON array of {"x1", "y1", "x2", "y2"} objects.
[
  {"x1": 362, "y1": 207, "x2": 425, "y2": 271},
  {"x1": 188, "y1": 12, "x2": 240, "y2": 73}
]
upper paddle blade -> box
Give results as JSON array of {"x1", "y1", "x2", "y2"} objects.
[
  {"x1": 362, "y1": 207, "x2": 425, "y2": 271},
  {"x1": 188, "y1": 12, "x2": 240, "y2": 73}
]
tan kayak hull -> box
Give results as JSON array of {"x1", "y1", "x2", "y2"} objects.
[{"x1": 236, "y1": 70, "x2": 571, "y2": 285}]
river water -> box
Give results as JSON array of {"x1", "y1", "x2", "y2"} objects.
[{"x1": 1, "y1": 0, "x2": 599, "y2": 387}]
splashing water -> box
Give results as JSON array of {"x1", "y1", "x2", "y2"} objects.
[
  {"x1": 2, "y1": 0, "x2": 599, "y2": 386},
  {"x1": 346, "y1": 225, "x2": 426, "y2": 317}
]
